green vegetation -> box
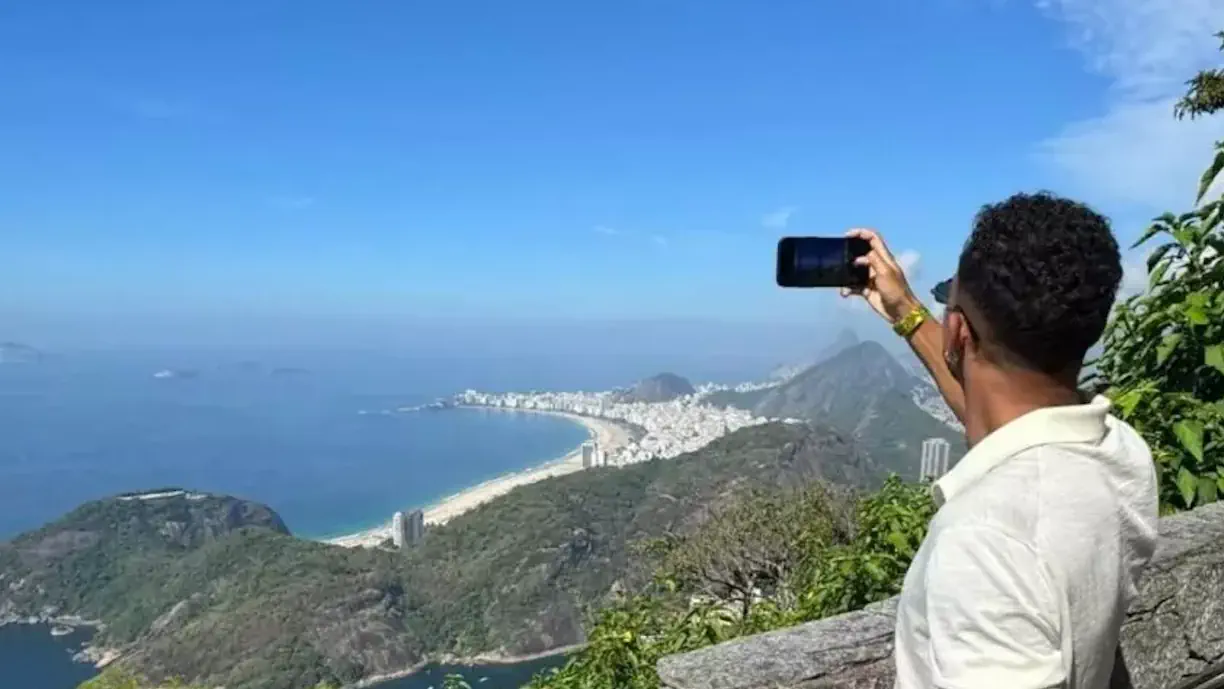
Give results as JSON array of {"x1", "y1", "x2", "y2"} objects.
[
  {"x1": 524, "y1": 477, "x2": 935, "y2": 689},
  {"x1": 80, "y1": 668, "x2": 338, "y2": 689},
  {"x1": 390, "y1": 420, "x2": 878, "y2": 658},
  {"x1": 1090, "y1": 33, "x2": 1224, "y2": 514}
]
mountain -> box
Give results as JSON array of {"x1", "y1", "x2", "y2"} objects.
[
  {"x1": 0, "y1": 341, "x2": 43, "y2": 364},
  {"x1": 0, "y1": 423, "x2": 880, "y2": 689},
  {"x1": 769, "y1": 329, "x2": 861, "y2": 382},
  {"x1": 711, "y1": 341, "x2": 964, "y2": 477},
  {"x1": 621, "y1": 372, "x2": 696, "y2": 403},
  {"x1": 754, "y1": 341, "x2": 965, "y2": 476}
]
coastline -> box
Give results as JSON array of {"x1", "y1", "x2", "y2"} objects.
[
  {"x1": 0, "y1": 616, "x2": 121, "y2": 669},
  {"x1": 352, "y1": 644, "x2": 582, "y2": 688},
  {"x1": 324, "y1": 408, "x2": 635, "y2": 549}
]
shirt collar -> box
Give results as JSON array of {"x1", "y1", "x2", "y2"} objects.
[{"x1": 932, "y1": 394, "x2": 1113, "y2": 506}]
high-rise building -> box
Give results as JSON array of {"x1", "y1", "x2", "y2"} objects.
[
  {"x1": 407, "y1": 508, "x2": 425, "y2": 545},
  {"x1": 391, "y1": 511, "x2": 408, "y2": 549},
  {"x1": 581, "y1": 441, "x2": 595, "y2": 469},
  {"x1": 920, "y1": 438, "x2": 951, "y2": 481}
]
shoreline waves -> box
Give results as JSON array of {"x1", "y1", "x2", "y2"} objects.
[{"x1": 323, "y1": 408, "x2": 634, "y2": 549}]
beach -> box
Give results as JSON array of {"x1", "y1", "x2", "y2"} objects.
[{"x1": 325, "y1": 409, "x2": 634, "y2": 549}]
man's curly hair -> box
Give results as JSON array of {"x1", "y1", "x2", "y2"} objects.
[{"x1": 957, "y1": 191, "x2": 1122, "y2": 374}]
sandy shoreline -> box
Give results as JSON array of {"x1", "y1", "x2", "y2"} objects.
[{"x1": 324, "y1": 408, "x2": 634, "y2": 549}]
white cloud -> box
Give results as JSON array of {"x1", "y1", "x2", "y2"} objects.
[
  {"x1": 593, "y1": 225, "x2": 619, "y2": 236},
  {"x1": 1033, "y1": 0, "x2": 1224, "y2": 211},
  {"x1": 652, "y1": 234, "x2": 669, "y2": 247},
  {"x1": 761, "y1": 206, "x2": 797, "y2": 230},
  {"x1": 896, "y1": 250, "x2": 923, "y2": 281}
]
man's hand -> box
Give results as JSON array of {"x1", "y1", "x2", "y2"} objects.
[{"x1": 840, "y1": 228, "x2": 922, "y2": 324}]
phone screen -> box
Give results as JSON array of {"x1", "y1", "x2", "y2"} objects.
[{"x1": 776, "y1": 237, "x2": 870, "y2": 288}]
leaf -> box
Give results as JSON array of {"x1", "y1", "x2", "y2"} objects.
[
  {"x1": 1177, "y1": 467, "x2": 1198, "y2": 508},
  {"x1": 1149, "y1": 258, "x2": 1172, "y2": 289},
  {"x1": 1207, "y1": 345, "x2": 1224, "y2": 376},
  {"x1": 1147, "y1": 243, "x2": 1175, "y2": 271},
  {"x1": 1199, "y1": 476, "x2": 1220, "y2": 505},
  {"x1": 1186, "y1": 304, "x2": 1210, "y2": 326},
  {"x1": 1174, "y1": 420, "x2": 1205, "y2": 463},
  {"x1": 1157, "y1": 333, "x2": 1182, "y2": 365},
  {"x1": 1112, "y1": 388, "x2": 1144, "y2": 417},
  {"x1": 885, "y1": 531, "x2": 913, "y2": 558},
  {"x1": 1132, "y1": 220, "x2": 1170, "y2": 249},
  {"x1": 1198, "y1": 142, "x2": 1224, "y2": 204}
]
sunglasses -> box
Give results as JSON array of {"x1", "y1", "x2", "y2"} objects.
[
  {"x1": 932, "y1": 278, "x2": 952, "y2": 306},
  {"x1": 932, "y1": 277, "x2": 979, "y2": 340}
]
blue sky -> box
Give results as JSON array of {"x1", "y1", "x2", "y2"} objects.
[{"x1": 3, "y1": 0, "x2": 1224, "y2": 352}]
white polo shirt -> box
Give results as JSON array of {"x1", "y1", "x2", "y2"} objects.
[{"x1": 893, "y1": 395, "x2": 1159, "y2": 689}]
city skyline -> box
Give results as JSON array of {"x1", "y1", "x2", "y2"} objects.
[{"x1": 4, "y1": 1, "x2": 1223, "y2": 347}]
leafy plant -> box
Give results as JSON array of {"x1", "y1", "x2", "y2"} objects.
[
  {"x1": 1090, "y1": 30, "x2": 1224, "y2": 514},
  {"x1": 78, "y1": 668, "x2": 340, "y2": 689},
  {"x1": 442, "y1": 673, "x2": 473, "y2": 689},
  {"x1": 527, "y1": 475, "x2": 934, "y2": 689}
]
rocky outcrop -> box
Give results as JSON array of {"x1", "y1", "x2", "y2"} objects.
[{"x1": 658, "y1": 500, "x2": 1224, "y2": 689}]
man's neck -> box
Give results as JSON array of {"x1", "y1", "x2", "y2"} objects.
[{"x1": 965, "y1": 367, "x2": 1083, "y2": 447}]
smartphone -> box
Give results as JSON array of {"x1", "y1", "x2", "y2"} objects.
[{"x1": 776, "y1": 237, "x2": 871, "y2": 288}]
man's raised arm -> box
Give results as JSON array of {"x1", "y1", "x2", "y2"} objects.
[{"x1": 841, "y1": 228, "x2": 966, "y2": 423}]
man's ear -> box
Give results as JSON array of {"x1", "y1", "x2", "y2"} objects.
[{"x1": 942, "y1": 310, "x2": 966, "y2": 354}]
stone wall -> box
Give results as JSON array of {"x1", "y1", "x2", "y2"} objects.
[{"x1": 658, "y1": 501, "x2": 1224, "y2": 689}]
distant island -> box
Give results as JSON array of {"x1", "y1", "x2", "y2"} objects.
[
  {"x1": 0, "y1": 341, "x2": 43, "y2": 364},
  {"x1": 152, "y1": 369, "x2": 199, "y2": 380},
  {"x1": 619, "y1": 372, "x2": 696, "y2": 403}
]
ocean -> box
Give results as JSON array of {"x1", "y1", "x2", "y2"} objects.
[
  {"x1": 0, "y1": 351, "x2": 605, "y2": 687},
  {"x1": 0, "y1": 624, "x2": 568, "y2": 689}
]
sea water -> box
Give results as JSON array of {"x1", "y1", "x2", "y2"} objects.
[
  {"x1": 0, "y1": 351, "x2": 595, "y2": 686},
  {"x1": 0, "y1": 625, "x2": 97, "y2": 689},
  {"x1": 0, "y1": 624, "x2": 567, "y2": 689},
  {"x1": 0, "y1": 352, "x2": 591, "y2": 539}
]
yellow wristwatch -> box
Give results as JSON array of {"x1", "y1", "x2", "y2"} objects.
[{"x1": 893, "y1": 303, "x2": 930, "y2": 339}]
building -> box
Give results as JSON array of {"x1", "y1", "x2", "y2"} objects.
[
  {"x1": 391, "y1": 511, "x2": 408, "y2": 549},
  {"x1": 920, "y1": 437, "x2": 951, "y2": 481},
  {"x1": 581, "y1": 441, "x2": 595, "y2": 469},
  {"x1": 406, "y1": 508, "x2": 425, "y2": 546}
]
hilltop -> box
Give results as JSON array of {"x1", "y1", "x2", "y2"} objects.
[
  {"x1": 769, "y1": 328, "x2": 860, "y2": 382},
  {"x1": 0, "y1": 422, "x2": 880, "y2": 689},
  {"x1": 619, "y1": 373, "x2": 697, "y2": 403},
  {"x1": 0, "y1": 341, "x2": 43, "y2": 364},
  {"x1": 705, "y1": 340, "x2": 964, "y2": 477}
]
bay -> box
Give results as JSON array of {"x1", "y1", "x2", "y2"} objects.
[
  {"x1": 0, "y1": 625, "x2": 97, "y2": 689},
  {"x1": 0, "y1": 351, "x2": 591, "y2": 686}
]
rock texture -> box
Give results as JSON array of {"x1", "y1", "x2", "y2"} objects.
[{"x1": 658, "y1": 500, "x2": 1224, "y2": 689}]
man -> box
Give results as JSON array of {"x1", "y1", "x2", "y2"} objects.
[{"x1": 842, "y1": 192, "x2": 1159, "y2": 688}]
